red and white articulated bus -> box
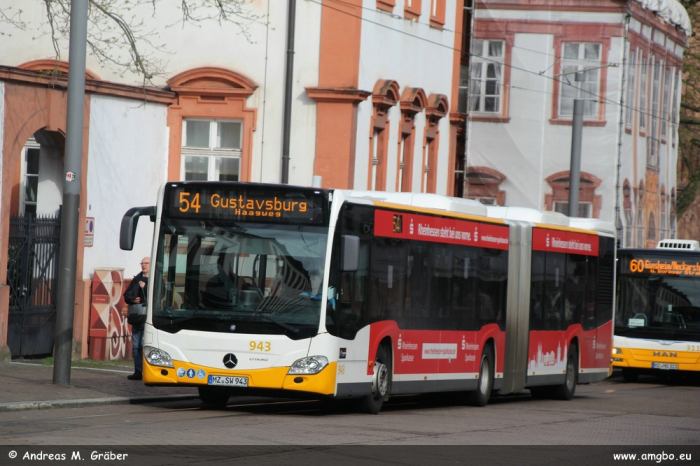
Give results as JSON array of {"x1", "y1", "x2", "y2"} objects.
[{"x1": 120, "y1": 182, "x2": 615, "y2": 413}]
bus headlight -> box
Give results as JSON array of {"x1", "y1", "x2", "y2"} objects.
[
  {"x1": 144, "y1": 346, "x2": 174, "y2": 368},
  {"x1": 612, "y1": 348, "x2": 622, "y2": 355},
  {"x1": 288, "y1": 356, "x2": 329, "y2": 375}
]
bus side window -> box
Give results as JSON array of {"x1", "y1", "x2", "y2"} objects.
[
  {"x1": 545, "y1": 252, "x2": 566, "y2": 330},
  {"x1": 566, "y1": 254, "x2": 588, "y2": 328},
  {"x1": 596, "y1": 236, "x2": 615, "y2": 328},
  {"x1": 530, "y1": 251, "x2": 546, "y2": 330},
  {"x1": 369, "y1": 237, "x2": 407, "y2": 324},
  {"x1": 585, "y1": 254, "x2": 597, "y2": 330},
  {"x1": 336, "y1": 241, "x2": 369, "y2": 338}
]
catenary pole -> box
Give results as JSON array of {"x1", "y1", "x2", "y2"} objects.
[
  {"x1": 281, "y1": 0, "x2": 296, "y2": 184},
  {"x1": 53, "y1": 0, "x2": 89, "y2": 386},
  {"x1": 568, "y1": 99, "x2": 584, "y2": 218}
]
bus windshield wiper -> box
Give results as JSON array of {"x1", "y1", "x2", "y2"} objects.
[{"x1": 253, "y1": 312, "x2": 300, "y2": 334}]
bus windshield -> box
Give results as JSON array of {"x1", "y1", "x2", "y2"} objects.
[
  {"x1": 152, "y1": 219, "x2": 328, "y2": 340},
  {"x1": 616, "y1": 253, "x2": 700, "y2": 341}
]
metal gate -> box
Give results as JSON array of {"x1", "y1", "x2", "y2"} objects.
[{"x1": 7, "y1": 212, "x2": 61, "y2": 358}]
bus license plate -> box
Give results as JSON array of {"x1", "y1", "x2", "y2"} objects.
[
  {"x1": 652, "y1": 363, "x2": 678, "y2": 370},
  {"x1": 208, "y1": 375, "x2": 248, "y2": 387}
]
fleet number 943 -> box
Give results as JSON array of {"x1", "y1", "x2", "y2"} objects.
[{"x1": 250, "y1": 341, "x2": 271, "y2": 352}]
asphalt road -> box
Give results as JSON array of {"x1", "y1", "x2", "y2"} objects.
[{"x1": 1, "y1": 370, "x2": 698, "y2": 447}]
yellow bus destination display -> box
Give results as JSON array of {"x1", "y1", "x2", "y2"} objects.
[
  {"x1": 626, "y1": 257, "x2": 700, "y2": 277},
  {"x1": 165, "y1": 183, "x2": 327, "y2": 224}
]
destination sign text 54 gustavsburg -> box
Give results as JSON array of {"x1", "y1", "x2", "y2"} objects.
[{"x1": 166, "y1": 184, "x2": 325, "y2": 224}]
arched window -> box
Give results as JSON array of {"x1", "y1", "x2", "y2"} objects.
[
  {"x1": 545, "y1": 171, "x2": 602, "y2": 218},
  {"x1": 670, "y1": 189, "x2": 677, "y2": 239},
  {"x1": 636, "y1": 181, "x2": 645, "y2": 247},
  {"x1": 647, "y1": 213, "x2": 656, "y2": 240},
  {"x1": 167, "y1": 68, "x2": 257, "y2": 182},
  {"x1": 369, "y1": 80, "x2": 399, "y2": 191},
  {"x1": 397, "y1": 87, "x2": 427, "y2": 192},
  {"x1": 465, "y1": 167, "x2": 506, "y2": 205},
  {"x1": 423, "y1": 93, "x2": 448, "y2": 193},
  {"x1": 623, "y1": 180, "x2": 633, "y2": 247},
  {"x1": 660, "y1": 186, "x2": 667, "y2": 241},
  {"x1": 18, "y1": 59, "x2": 99, "y2": 80}
]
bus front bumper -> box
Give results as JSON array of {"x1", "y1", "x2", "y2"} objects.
[{"x1": 142, "y1": 359, "x2": 337, "y2": 396}]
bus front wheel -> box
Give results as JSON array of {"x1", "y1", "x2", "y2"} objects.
[{"x1": 358, "y1": 344, "x2": 392, "y2": 414}]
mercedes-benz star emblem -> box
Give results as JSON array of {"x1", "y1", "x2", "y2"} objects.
[{"x1": 223, "y1": 353, "x2": 238, "y2": 369}]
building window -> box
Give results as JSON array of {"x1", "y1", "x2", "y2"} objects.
[
  {"x1": 649, "y1": 58, "x2": 661, "y2": 165},
  {"x1": 647, "y1": 213, "x2": 656, "y2": 241},
  {"x1": 404, "y1": 0, "x2": 421, "y2": 20},
  {"x1": 639, "y1": 57, "x2": 648, "y2": 131},
  {"x1": 559, "y1": 43, "x2": 601, "y2": 117},
  {"x1": 636, "y1": 182, "x2": 644, "y2": 247},
  {"x1": 625, "y1": 208, "x2": 633, "y2": 247},
  {"x1": 623, "y1": 181, "x2": 633, "y2": 247},
  {"x1": 636, "y1": 211, "x2": 644, "y2": 246},
  {"x1": 398, "y1": 132, "x2": 410, "y2": 192},
  {"x1": 671, "y1": 70, "x2": 680, "y2": 142},
  {"x1": 21, "y1": 138, "x2": 40, "y2": 215},
  {"x1": 553, "y1": 202, "x2": 592, "y2": 218},
  {"x1": 473, "y1": 197, "x2": 497, "y2": 205},
  {"x1": 422, "y1": 93, "x2": 448, "y2": 194},
  {"x1": 625, "y1": 48, "x2": 636, "y2": 128},
  {"x1": 662, "y1": 67, "x2": 670, "y2": 139},
  {"x1": 369, "y1": 80, "x2": 399, "y2": 191},
  {"x1": 397, "y1": 87, "x2": 427, "y2": 192},
  {"x1": 181, "y1": 119, "x2": 242, "y2": 181},
  {"x1": 167, "y1": 68, "x2": 257, "y2": 183},
  {"x1": 660, "y1": 189, "x2": 667, "y2": 240},
  {"x1": 544, "y1": 171, "x2": 602, "y2": 218},
  {"x1": 429, "y1": 0, "x2": 445, "y2": 29},
  {"x1": 465, "y1": 166, "x2": 506, "y2": 206},
  {"x1": 470, "y1": 40, "x2": 504, "y2": 114},
  {"x1": 670, "y1": 190, "x2": 677, "y2": 238}
]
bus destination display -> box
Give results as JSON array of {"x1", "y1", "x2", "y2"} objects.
[
  {"x1": 625, "y1": 256, "x2": 700, "y2": 277},
  {"x1": 166, "y1": 184, "x2": 326, "y2": 224}
]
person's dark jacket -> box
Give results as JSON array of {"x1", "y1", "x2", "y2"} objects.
[{"x1": 124, "y1": 272, "x2": 148, "y2": 305}]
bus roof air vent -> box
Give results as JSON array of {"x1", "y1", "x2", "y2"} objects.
[
  {"x1": 486, "y1": 206, "x2": 570, "y2": 227},
  {"x1": 346, "y1": 191, "x2": 487, "y2": 216},
  {"x1": 656, "y1": 239, "x2": 700, "y2": 251},
  {"x1": 568, "y1": 218, "x2": 617, "y2": 236}
]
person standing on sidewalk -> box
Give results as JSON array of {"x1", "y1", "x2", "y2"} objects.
[{"x1": 123, "y1": 257, "x2": 150, "y2": 381}]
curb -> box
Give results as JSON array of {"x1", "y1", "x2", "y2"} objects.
[{"x1": 0, "y1": 394, "x2": 200, "y2": 413}]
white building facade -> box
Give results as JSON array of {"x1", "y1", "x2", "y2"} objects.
[
  {"x1": 464, "y1": 0, "x2": 690, "y2": 248},
  {"x1": 0, "y1": 0, "x2": 464, "y2": 359}
]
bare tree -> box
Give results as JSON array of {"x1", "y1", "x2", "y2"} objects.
[
  {"x1": 678, "y1": 0, "x2": 700, "y2": 216},
  {"x1": 1, "y1": 0, "x2": 265, "y2": 84}
]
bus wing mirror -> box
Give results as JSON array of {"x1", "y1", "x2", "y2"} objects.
[
  {"x1": 120, "y1": 206, "x2": 156, "y2": 251},
  {"x1": 340, "y1": 235, "x2": 360, "y2": 272}
]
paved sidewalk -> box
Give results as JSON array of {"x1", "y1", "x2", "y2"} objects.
[{"x1": 0, "y1": 361, "x2": 199, "y2": 412}]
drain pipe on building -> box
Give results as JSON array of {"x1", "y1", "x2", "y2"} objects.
[{"x1": 281, "y1": 0, "x2": 297, "y2": 184}]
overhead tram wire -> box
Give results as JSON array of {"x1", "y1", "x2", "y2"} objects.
[
  {"x1": 317, "y1": 0, "x2": 681, "y2": 67},
  {"x1": 306, "y1": 0, "x2": 682, "y2": 129}
]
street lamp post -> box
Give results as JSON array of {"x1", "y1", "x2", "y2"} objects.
[{"x1": 53, "y1": 0, "x2": 89, "y2": 386}]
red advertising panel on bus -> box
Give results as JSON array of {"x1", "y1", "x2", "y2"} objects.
[
  {"x1": 532, "y1": 227, "x2": 598, "y2": 256},
  {"x1": 374, "y1": 210, "x2": 510, "y2": 250}
]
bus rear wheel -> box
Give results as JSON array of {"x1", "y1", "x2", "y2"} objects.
[
  {"x1": 198, "y1": 386, "x2": 230, "y2": 408},
  {"x1": 358, "y1": 344, "x2": 391, "y2": 414},
  {"x1": 553, "y1": 345, "x2": 578, "y2": 400},
  {"x1": 466, "y1": 345, "x2": 494, "y2": 407}
]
